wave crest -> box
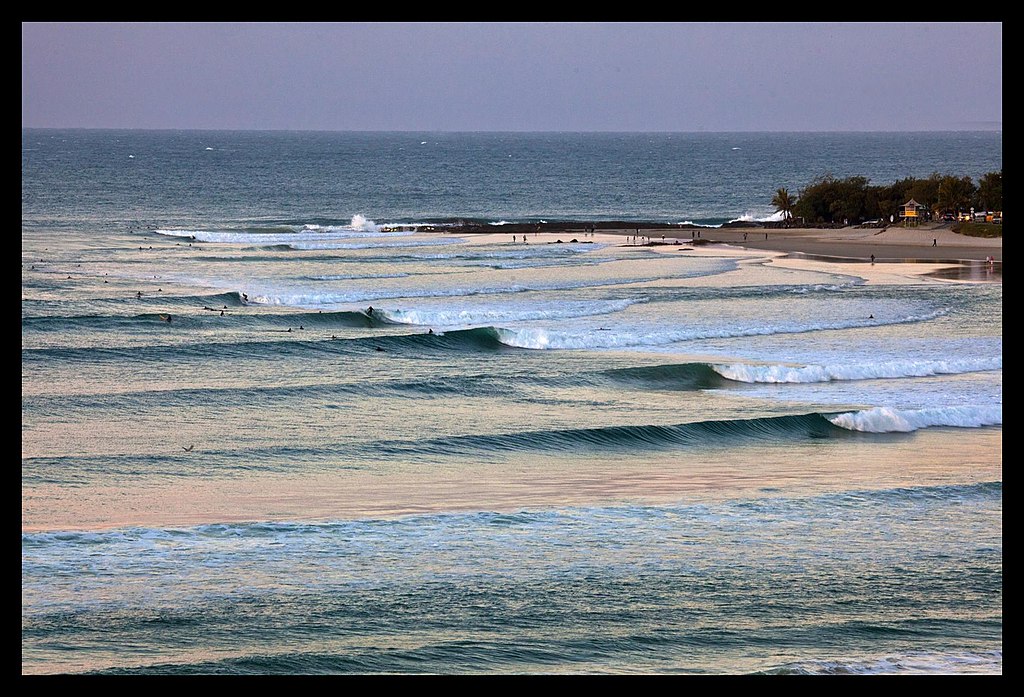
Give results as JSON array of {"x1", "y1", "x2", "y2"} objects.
[
  {"x1": 828, "y1": 406, "x2": 1002, "y2": 433},
  {"x1": 714, "y1": 357, "x2": 1002, "y2": 384}
]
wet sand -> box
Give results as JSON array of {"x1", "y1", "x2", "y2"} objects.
[
  {"x1": 609, "y1": 224, "x2": 1001, "y2": 262},
  {"x1": 453, "y1": 222, "x2": 1002, "y2": 262}
]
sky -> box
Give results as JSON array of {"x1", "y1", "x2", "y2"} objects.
[{"x1": 22, "y1": 22, "x2": 1002, "y2": 132}]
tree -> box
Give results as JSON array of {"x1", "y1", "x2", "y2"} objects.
[
  {"x1": 936, "y1": 175, "x2": 976, "y2": 216},
  {"x1": 771, "y1": 188, "x2": 795, "y2": 225},
  {"x1": 792, "y1": 175, "x2": 872, "y2": 224},
  {"x1": 908, "y1": 173, "x2": 942, "y2": 211},
  {"x1": 977, "y1": 171, "x2": 1002, "y2": 212},
  {"x1": 793, "y1": 176, "x2": 837, "y2": 224},
  {"x1": 828, "y1": 176, "x2": 870, "y2": 224}
]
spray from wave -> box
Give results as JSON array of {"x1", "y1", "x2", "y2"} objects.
[
  {"x1": 348, "y1": 214, "x2": 379, "y2": 232},
  {"x1": 730, "y1": 211, "x2": 786, "y2": 224},
  {"x1": 714, "y1": 357, "x2": 1002, "y2": 384},
  {"x1": 828, "y1": 405, "x2": 1002, "y2": 433}
]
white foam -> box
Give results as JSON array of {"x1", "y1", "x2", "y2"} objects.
[
  {"x1": 245, "y1": 262, "x2": 736, "y2": 308},
  {"x1": 829, "y1": 405, "x2": 1002, "y2": 433},
  {"x1": 246, "y1": 274, "x2": 650, "y2": 307},
  {"x1": 777, "y1": 651, "x2": 1001, "y2": 675},
  {"x1": 154, "y1": 226, "x2": 410, "y2": 245},
  {"x1": 490, "y1": 309, "x2": 950, "y2": 351},
  {"x1": 714, "y1": 357, "x2": 1002, "y2": 384},
  {"x1": 284, "y1": 237, "x2": 465, "y2": 251},
  {"x1": 730, "y1": 210, "x2": 785, "y2": 224},
  {"x1": 300, "y1": 224, "x2": 382, "y2": 235},
  {"x1": 677, "y1": 220, "x2": 721, "y2": 228},
  {"x1": 378, "y1": 299, "x2": 641, "y2": 327},
  {"x1": 349, "y1": 214, "x2": 380, "y2": 232},
  {"x1": 309, "y1": 273, "x2": 410, "y2": 281},
  {"x1": 787, "y1": 284, "x2": 849, "y2": 294}
]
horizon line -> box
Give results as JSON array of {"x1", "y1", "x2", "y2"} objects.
[{"x1": 20, "y1": 126, "x2": 1004, "y2": 134}]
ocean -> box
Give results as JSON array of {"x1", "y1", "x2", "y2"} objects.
[{"x1": 21, "y1": 130, "x2": 1002, "y2": 674}]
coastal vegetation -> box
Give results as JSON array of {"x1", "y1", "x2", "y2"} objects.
[
  {"x1": 953, "y1": 221, "x2": 1003, "y2": 238},
  {"x1": 771, "y1": 188, "x2": 795, "y2": 224},
  {"x1": 777, "y1": 171, "x2": 1002, "y2": 226}
]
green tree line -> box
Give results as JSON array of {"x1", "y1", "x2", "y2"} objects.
[{"x1": 772, "y1": 171, "x2": 1002, "y2": 225}]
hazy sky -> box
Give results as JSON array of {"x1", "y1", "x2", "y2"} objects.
[{"x1": 22, "y1": 22, "x2": 1002, "y2": 132}]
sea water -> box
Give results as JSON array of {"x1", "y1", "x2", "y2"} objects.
[{"x1": 22, "y1": 130, "x2": 1001, "y2": 674}]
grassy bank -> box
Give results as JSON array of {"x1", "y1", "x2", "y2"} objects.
[{"x1": 952, "y1": 222, "x2": 1003, "y2": 238}]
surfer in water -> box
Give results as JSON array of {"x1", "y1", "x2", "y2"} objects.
[{"x1": 367, "y1": 306, "x2": 374, "y2": 316}]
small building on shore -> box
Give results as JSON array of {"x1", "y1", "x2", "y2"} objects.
[{"x1": 900, "y1": 199, "x2": 927, "y2": 226}]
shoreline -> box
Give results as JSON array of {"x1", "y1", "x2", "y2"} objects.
[{"x1": 434, "y1": 221, "x2": 1002, "y2": 263}]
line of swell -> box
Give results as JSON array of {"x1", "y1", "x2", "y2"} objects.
[
  {"x1": 21, "y1": 327, "x2": 514, "y2": 363},
  {"x1": 21, "y1": 482, "x2": 1001, "y2": 544},
  {"x1": 16, "y1": 411, "x2": 918, "y2": 486},
  {"x1": 375, "y1": 413, "x2": 855, "y2": 458}
]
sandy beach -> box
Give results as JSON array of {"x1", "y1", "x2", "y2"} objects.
[
  {"x1": 671, "y1": 223, "x2": 1002, "y2": 263},
  {"x1": 459, "y1": 221, "x2": 1002, "y2": 287},
  {"x1": 463, "y1": 221, "x2": 1001, "y2": 262}
]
